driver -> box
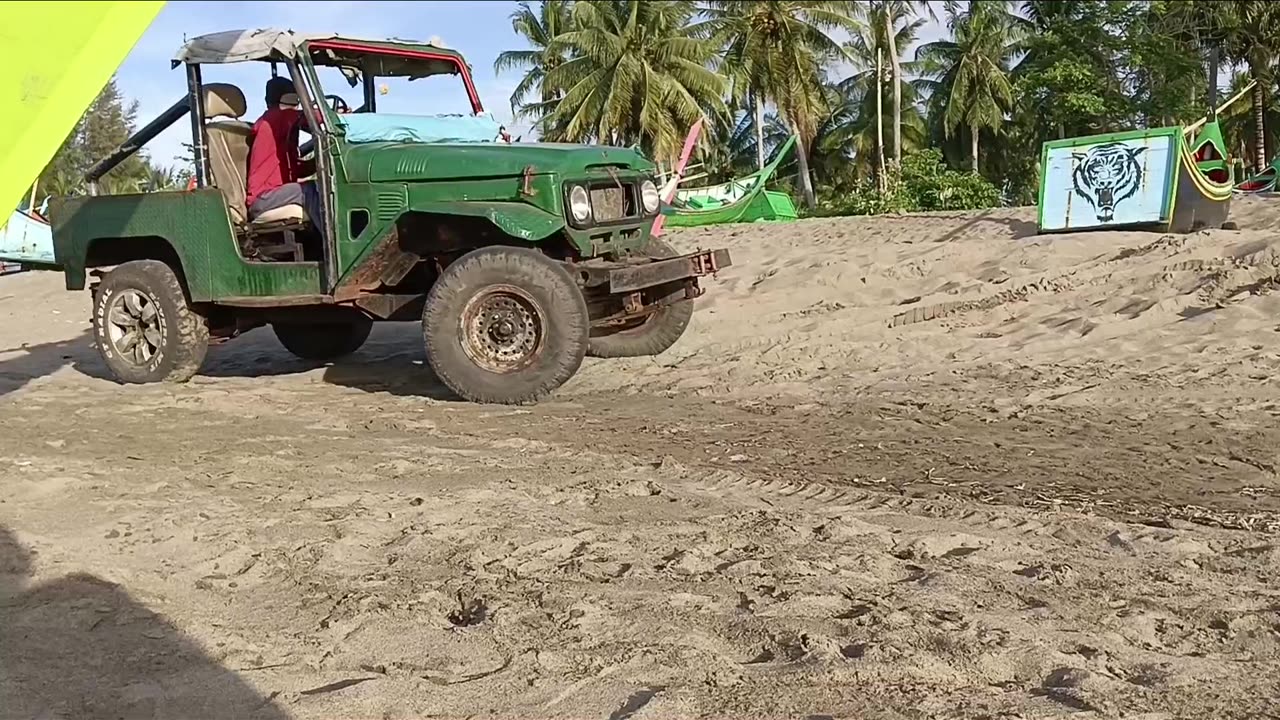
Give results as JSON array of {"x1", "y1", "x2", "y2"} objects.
[{"x1": 245, "y1": 77, "x2": 325, "y2": 237}]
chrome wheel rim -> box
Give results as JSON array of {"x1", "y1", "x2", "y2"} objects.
[{"x1": 106, "y1": 289, "x2": 163, "y2": 367}]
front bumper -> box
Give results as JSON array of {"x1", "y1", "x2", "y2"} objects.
[{"x1": 607, "y1": 248, "x2": 732, "y2": 294}]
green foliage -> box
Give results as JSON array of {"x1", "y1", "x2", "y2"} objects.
[
  {"x1": 814, "y1": 148, "x2": 1000, "y2": 217},
  {"x1": 37, "y1": 77, "x2": 170, "y2": 198},
  {"x1": 490, "y1": 0, "x2": 1280, "y2": 217},
  {"x1": 916, "y1": 0, "x2": 1022, "y2": 169},
  {"x1": 493, "y1": 0, "x2": 575, "y2": 138},
  {"x1": 1121, "y1": 1, "x2": 1207, "y2": 127},
  {"x1": 541, "y1": 0, "x2": 728, "y2": 163}
]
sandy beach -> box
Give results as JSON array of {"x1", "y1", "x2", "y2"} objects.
[{"x1": 2, "y1": 198, "x2": 1279, "y2": 718}]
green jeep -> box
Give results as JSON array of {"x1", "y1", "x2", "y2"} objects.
[{"x1": 50, "y1": 29, "x2": 730, "y2": 404}]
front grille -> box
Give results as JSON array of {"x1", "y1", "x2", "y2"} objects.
[{"x1": 590, "y1": 184, "x2": 638, "y2": 222}]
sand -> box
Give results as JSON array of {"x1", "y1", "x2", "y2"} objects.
[{"x1": 2, "y1": 197, "x2": 1279, "y2": 718}]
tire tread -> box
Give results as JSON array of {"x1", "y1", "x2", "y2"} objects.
[
  {"x1": 423, "y1": 247, "x2": 588, "y2": 404},
  {"x1": 93, "y1": 260, "x2": 208, "y2": 384}
]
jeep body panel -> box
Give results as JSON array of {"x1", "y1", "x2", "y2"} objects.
[{"x1": 51, "y1": 190, "x2": 322, "y2": 300}]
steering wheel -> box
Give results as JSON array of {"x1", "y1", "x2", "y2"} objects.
[{"x1": 325, "y1": 94, "x2": 352, "y2": 114}]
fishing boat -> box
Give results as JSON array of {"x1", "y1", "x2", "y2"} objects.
[
  {"x1": 1037, "y1": 85, "x2": 1244, "y2": 235},
  {"x1": 661, "y1": 136, "x2": 799, "y2": 228},
  {"x1": 0, "y1": 200, "x2": 54, "y2": 272},
  {"x1": 1235, "y1": 155, "x2": 1280, "y2": 194}
]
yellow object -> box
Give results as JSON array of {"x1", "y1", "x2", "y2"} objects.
[
  {"x1": 0, "y1": 1, "x2": 165, "y2": 215},
  {"x1": 380, "y1": 84, "x2": 389, "y2": 96}
]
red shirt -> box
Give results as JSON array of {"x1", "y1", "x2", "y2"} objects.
[{"x1": 246, "y1": 107, "x2": 302, "y2": 207}]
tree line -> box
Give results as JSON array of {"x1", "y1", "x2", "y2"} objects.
[
  {"x1": 35, "y1": 78, "x2": 189, "y2": 205},
  {"x1": 33, "y1": 2, "x2": 1279, "y2": 219},
  {"x1": 495, "y1": 0, "x2": 1280, "y2": 213}
]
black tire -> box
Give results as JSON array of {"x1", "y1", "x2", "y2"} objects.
[
  {"x1": 423, "y1": 246, "x2": 588, "y2": 404},
  {"x1": 273, "y1": 317, "x2": 373, "y2": 361},
  {"x1": 587, "y1": 237, "x2": 694, "y2": 358},
  {"x1": 92, "y1": 260, "x2": 209, "y2": 384}
]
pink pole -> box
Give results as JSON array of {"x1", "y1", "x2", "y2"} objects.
[{"x1": 652, "y1": 117, "x2": 703, "y2": 238}]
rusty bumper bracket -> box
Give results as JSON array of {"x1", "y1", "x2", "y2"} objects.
[{"x1": 607, "y1": 248, "x2": 732, "y2": 294}]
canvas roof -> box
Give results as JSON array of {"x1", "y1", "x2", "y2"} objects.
[{"x1": 172, "y1": 28, "x2": 455, "y2": 65}]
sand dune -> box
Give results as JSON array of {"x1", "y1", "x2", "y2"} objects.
[{"x1": 2, "y1": 199, "x2": 1279, "y2": 718}]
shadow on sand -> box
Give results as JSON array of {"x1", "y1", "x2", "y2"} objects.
[
  {"x1": 0, "y1": 323, "x2": 459, "y2": 401},
  {"x1": 0, "y1": 329, "x2": 114, "y2": 398},
  {"x1": 0, "y1": 526, "x2": 288, "y2": 719},
  {"x1": 932, "y1": 210, "x2": 1040, "y2": 243},
  {"x1": 201, "y1": 323, "x2": 459, "y2": 400}
]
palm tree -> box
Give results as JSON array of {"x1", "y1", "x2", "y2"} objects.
[
  {"x1": 542, "y1": 0, "x2": 726, "y2": 165},
  {"x1": 833, "y1": 70, "x2": 928, "y2": 182},
  {"x1": 916, "y1": 1, "x2": 1021, "y2": 171},
  {"x1": 1220, "y1": 69, "x2": 1280, "y2": 168},
  {"x1": 1219, "y1": 1, "x2": 1280, "y2": 170},
  {"x1": 845, "y1": 3, "x2": 926, "y2": 185},
  {"x1": 493, "y1": 0, "x2": 575, "y2": 139},
  {"x1": 698, "y1": 0, "x2": 860, "y2": 209},
  {"x1": 145, "y1": 164, "x2": 191, "y2": 192},
  {"x1": 855, "y1": 1, "x2": 932, "y2": 168},
  {"x1": 696, "y1": 108, "x2": 766, "y2": 183}
]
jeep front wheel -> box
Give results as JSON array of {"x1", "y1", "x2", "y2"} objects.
[
  {"x1": 587, "y1": 238, "x2": 694, "y2": 358},
  {"x1": 423, "y1": 247, "x2": 588, "y2": 404},
  {"x1": 92, "y1": 260, "x2": 209, "y2": 384},
  {"x1": 273, "y1": 317, "x2": 372, "y2": 361}
]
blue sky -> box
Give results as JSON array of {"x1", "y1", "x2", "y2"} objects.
[{"x1": 116, "y1": 1, "x2": 950, "y2": 168}]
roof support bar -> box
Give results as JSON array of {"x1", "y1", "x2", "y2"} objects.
[{"x1": 85, "y1": 95, "x2": 191, "y2": 187}]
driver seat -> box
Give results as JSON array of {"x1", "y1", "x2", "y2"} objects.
[{"x1": 202, "y1": 83, "x2": 307, "y2": 226}]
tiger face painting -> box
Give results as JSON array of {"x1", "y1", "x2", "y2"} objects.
[{"x1": 1071, "y1": 143, "x2": 1146, "y2": 222}]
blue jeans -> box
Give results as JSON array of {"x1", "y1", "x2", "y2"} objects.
[{"x1": 248, "y1": 181, "x2": 325, "y2": 239}]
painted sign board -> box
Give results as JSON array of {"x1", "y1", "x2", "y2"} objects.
[{"x1": 1037, "y1": 127, "x2": 1181, "y2": 233}]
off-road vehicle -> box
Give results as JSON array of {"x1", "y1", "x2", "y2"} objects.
[{"x1": 50, "y1": 29, "x2": 730, "y2": 404}]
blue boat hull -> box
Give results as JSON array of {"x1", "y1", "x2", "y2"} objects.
[{"x1": 0, "y1": 208, "x2": 55, "y2": 267}]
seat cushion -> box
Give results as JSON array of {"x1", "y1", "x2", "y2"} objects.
[{"x1": 252, "y1": 204, "x2": 306, "y2": 225}]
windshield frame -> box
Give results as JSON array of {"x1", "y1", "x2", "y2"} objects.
[{"x1": 303, "y1": 40, "x2": 484, "y2": 123}]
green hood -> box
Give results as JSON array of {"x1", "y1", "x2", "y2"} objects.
[{"x1": 343, "y1": 142, "x2": 656, "y2": 184}]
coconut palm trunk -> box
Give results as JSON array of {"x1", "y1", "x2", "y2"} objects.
[
  {"x1": 754, "y1": 93, "x2": 765, "y2": 170},
  {"x1": 790, "y1": 118, "x2": 817, "y2": 209},
  {"x1": 970, "y1": 125, "x2": 980, "y2": 171},
  {"x1": 886, "y1": 9, "x2": 901, "y2": 166},
  {"x1": 1252, "y1": 79, "x2": 1267, "y2": 172},
  {"x1": 875, "y1": 47, "x2": 886, "y2": 190}
]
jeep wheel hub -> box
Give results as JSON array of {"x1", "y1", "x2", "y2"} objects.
[
  {"x1": 106, "y1": 289, "x2": 163, "y2": 366},
  {"x1": 460, "y1": 285, "x2": 544, "y2": 373}
]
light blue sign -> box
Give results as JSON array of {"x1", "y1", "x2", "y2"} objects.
[{"x1": 1040, "y1": 134, "x2": 1173, "y2": 231}]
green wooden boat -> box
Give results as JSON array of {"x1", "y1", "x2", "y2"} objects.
[
  {"x1": 661, "y1": 136, "x2": 798, "y2": 227},
  {"x1": 1235, "y1": 154, "x2": 1280, "y2": 193}
]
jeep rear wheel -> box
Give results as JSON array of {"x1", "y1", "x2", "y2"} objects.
[
  {"x1": 587, "y1": 238, "x2": 694, "y2": 358},
  {"x1": 92, "y1": 260, "x2": 209, "y2": 384},
  {"x1": 423, "y1": 247, "x2": 588, "y2": 404},
  {"x1": 273, "y1": 317, "x2": 372, "y2": 361}
]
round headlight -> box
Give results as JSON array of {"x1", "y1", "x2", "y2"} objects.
[
  {"x1": 568, "y1": 185, "x2": 591, "y2": 223},
  {"x1": 640, "y1": 180, "x2": 661, "y2": 214}
]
